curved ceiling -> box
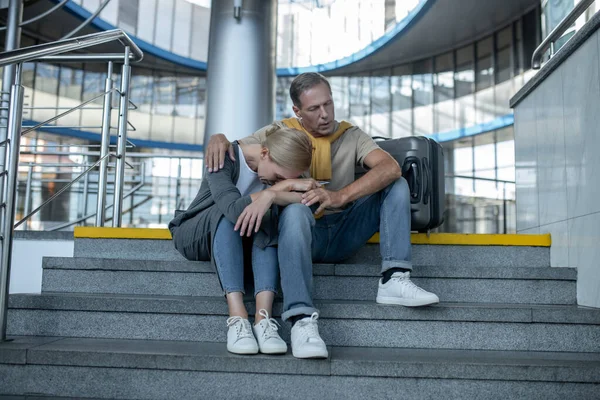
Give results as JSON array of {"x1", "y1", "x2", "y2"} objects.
[
  {"x1": 289, "y1": 0, "x2": 540, "y2": 76},
  {"x1": 0, "y1": 0, "x2": 539, "y2": 76}
]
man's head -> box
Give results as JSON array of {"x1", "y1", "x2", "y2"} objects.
[{"x1": 290, "y1": 73, "x2": 335, "y2": 137}]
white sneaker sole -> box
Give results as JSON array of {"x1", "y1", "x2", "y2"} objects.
[
  {"x1": 292, "y1": 347, "x2": 329, "y2": 359},
  {"x1": 227, "y1": 345, "x2": 259, "y2": 355},
  {"x1": 376, "y1": 295, "x2": 439, "y2": 307},
  {"x1": 259, "y1": 346, "x2": 288, "y2": 355}
]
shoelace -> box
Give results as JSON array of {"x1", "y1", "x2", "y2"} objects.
[
  {"x1": 390, "y1": 273, "x2": 428, "y2": 296},
  {"x1": 258, "y1": 309, "x2": 281, "y2": 339},
  {"x1": 226, "y1": 316, "x2": 253, "y2": 339},
  {"x1": 296, "y1": 312, "x2": 321, "y2": 343}
]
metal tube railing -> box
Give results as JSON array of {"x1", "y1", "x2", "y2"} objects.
[
  {"x1": 97, "y1": 62, "x2": 114, "y2": 227},
  {"x1": 0, "y1": 29, "x2": 143, "y2": 67},
  {"x1": 112, "y1": 47, "x2": 132, "y2": 227},
  {"x1": 0, "y1": 64, "x2": 24, "y2": 341},
  {"x1": 0, "y1": 28, "x2": 143, "y2": 342},
  {"x1": 532, "y1": 0, "x2": 595, "y2": 69}
]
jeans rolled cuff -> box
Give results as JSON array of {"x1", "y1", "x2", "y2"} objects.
[
  {"x1": 281, "y1": 306, "x2": 319, "y2": 322},
  {"x1": 381, "y1": 260, "x2": 413, "y2": 274},
  {"x1": 222, "y1": 288, "x2": 245, "y2": 296},
  {"x1": 254, "y1": 287, "x2": 278, "y2": 297}
]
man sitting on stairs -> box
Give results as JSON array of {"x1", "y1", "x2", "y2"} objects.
[{"x1": 205, "y1": 72, "x2": 439, "y2": 359}]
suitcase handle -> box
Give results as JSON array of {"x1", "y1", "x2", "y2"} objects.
[
  {"x1": 371, "y1": 136, "x2": 389, "y2": 142},
  {"x1": 402, "y1": 158, "x2": 421, "y2": 204},
  {"x1": 422, "y1": 158, "x2": 431, "y2": 206}
]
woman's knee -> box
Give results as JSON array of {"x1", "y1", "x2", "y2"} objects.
[{"x1": 278, "y1": 204, "x2": 314, "y2": 228}]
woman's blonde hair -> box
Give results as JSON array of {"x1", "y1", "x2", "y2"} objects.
[{"x1": 262, "y1": 125, "x2": 312, "y2": 172}]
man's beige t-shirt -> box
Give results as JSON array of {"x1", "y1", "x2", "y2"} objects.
[{"x1": 239, "y1": 120, "x2": 380, "y2": 213}]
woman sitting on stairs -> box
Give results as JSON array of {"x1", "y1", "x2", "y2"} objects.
[{"x1": 168, "y1": 126, "x2": 315, "y2": 355}]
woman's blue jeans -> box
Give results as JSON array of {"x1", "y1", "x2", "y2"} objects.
[{"x1": 213, "y1": 218, "x2": 279, "y2": 296}]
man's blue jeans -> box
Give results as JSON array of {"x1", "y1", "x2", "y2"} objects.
[
  {"x1": 213, "y1": 218, "x2": 279, "y2": 296},
  {"x1": 278, "y1": 177, "x2": 412, "y2": 321}
]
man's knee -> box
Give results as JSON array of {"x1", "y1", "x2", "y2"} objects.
[
  {"x1": 385, "y1": 176, "x2": 410, "y2": 202},
  {"x1": 279, "y1": 203, "x2": 315, "y2": 229}
]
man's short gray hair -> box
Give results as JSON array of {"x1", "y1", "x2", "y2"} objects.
[{"x1": 289, "y1": 72, "x2": 332, "y2": 109}]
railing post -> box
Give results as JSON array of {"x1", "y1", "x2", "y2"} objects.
[
  {"x1": 96, "y1": 62, "x2": 113, "y2": 227},
  {"x1": 23, "y1": 164, "x2": 33, "y2": 230},
  {"x1": 0, "y1": 65, "x2": 24, "y2": 341},
  {"x1": 0, "y1": 0, "x2": 24, "y2": 235},
  {"x1": 112, "y1": 48, "x2": 131, "y2": 227}
]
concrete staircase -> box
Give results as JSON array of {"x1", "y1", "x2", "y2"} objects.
[{"x1": 1, "y1": 232, "x2": 599, "y2": 399}]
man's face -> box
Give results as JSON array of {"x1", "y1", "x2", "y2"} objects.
[{"x1": 294, "y1": 83, "x2": 335, "y2": 138}]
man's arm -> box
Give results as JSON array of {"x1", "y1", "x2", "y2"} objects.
[{"x1": 302, "y1": 149, "x2": 401, "y2": 215}]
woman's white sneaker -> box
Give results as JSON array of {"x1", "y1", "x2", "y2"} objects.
[
  {"x1": 253, "y1": 309, "x2": 287, "y2": 354},
  {"x1": 290, "y1": 312, "x2": 328, "y2": 359},
  {"x1": 226, "y1": 316, "x2": 258, "y2": 355},
  {"x1": 376, "y1": 271, "x2": 439, "y2": 307}
]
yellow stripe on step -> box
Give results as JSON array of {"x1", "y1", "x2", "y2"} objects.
[
  {"x1": 368, "y1": 232, "x2": 551, "y2": 247},
  {"x1": 74, "y1": 227, "x2": 172, "y2": 240},
  {"x1": 75, "y1": 227, "x2": 550, "y2": 247}
]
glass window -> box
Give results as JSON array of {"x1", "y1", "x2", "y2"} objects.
[
  {"x1": 330, "y1": 76, "x2": 349, "y2": 121},
  {"x1": 22, "y1": 62, "x2": 36, "y2": 88},
  {"x1": 476, "y1": 36, "x2": 494, "y2": 91},
  {"x1": 391, "y1": 64, "x2": 412, "y2": 138},
  {"x1": 153, "y1": 76, "x2": 176, "y2": 115},
  {"x1": 81, "y1": 66, "x2": 105, "y2": 103},
  {"x1": 370, "y1": 70, "x2": 391, "y2": 138},
  {"x1": 514, "y1": 20, "x2": 523, "y2": 75},
  {"x1": 130, "y1": 72, "x2": 155, "y2": 112},
  {"x1": 35, "y1": 63, "x2": 60, "y2": 95},
  {"x1": 496, "y1": 138, "x2": 515, "y2": 168},
  {"x1": 412, "y1": 59, "x2": 433, "y2": 136},
  {"x1": 434, "y1": 52, "x2": 455, "y2": 133},
  {"x1": 348, "y1": 75, "x2": 370, "y2": 133},
  {"x1": 476, "y1": 37, "x2": 495, "y2": 124},
  {"x1": 174, "y1": 75, "x2": 199, "y2": 144},
  {"x1": 522, "y1": 9, "x2": 539, "y2": 71},
  {"x1": 275, "y1": 77, "x2": 293, "y2": 120},
  {"x1": 496, "y1": 26, "x2": 512, "y2": 83},
  {"x1": 151, "y1": 75, "x2": 175, "y2": 142},
  {"x1": 58, "y1": 65, "x2": 83, "y2": 100},
  {"x1": 174, "y1": 76, "x2": 199, "y2": 118},
  {"x1": 195, "y1": 78, "x2": 207, "y2": 144},
  {"x1": 455, "y1": 44, "x2": 474, "y2": 97}
]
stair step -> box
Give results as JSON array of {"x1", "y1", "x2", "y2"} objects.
[
  {"x1": 0, "y1": 337, "x2": 598, "y2": 399},
  {"x1": 41, "y1": 257, "x2": 576, "y2": 305},
  {"x1": 7, "y1": 293, "x2": 600, "y2": 352},
  {"x1": 74, "y1": 238, "x2": 551, "y2": 268}
]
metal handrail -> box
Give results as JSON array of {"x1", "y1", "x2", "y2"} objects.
[
  {"x1": 0, "y1": 29, "x2": 143, "y2": 67},
  {"x1": 532, "y1": 0, "x2": 595, "y2": 69}
]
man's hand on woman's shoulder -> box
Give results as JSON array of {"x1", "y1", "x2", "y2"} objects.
[{"x1": 206, "y1": 133, "x2": 234, "y2": 173}]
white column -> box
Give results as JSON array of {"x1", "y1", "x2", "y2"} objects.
[{"x1": 204, "y1": 0, "x2": 278, "y2": 142}]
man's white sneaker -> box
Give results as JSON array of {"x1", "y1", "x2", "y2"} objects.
[
  {"x1": 253, "y1": 309, "x2": 287, "y2": 354},
  {"x1": 290, "y1": 312, "x2": 328, "y2": 359},
  {"x1": 226, "y1": 316, "x2": 258, "y2": 355},
  {"x1": 376, "y1": 271, "x2": 439, "y2": 307}
]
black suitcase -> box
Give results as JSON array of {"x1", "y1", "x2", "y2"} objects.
[{"x1": 356, "y1": 136, "x2": 445, "y2": 233}]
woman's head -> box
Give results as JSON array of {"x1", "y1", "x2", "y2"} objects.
[{"x1": 257, "y1": 126, "x2": 313, "y2": 185}]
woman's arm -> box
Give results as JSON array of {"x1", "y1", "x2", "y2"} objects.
[
  {"x1": 205, "y1": 153, "x2": 253, "y2": 224},
  {"x1": 235, "y1": 189, "x2": 306, "y2": 236}
]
